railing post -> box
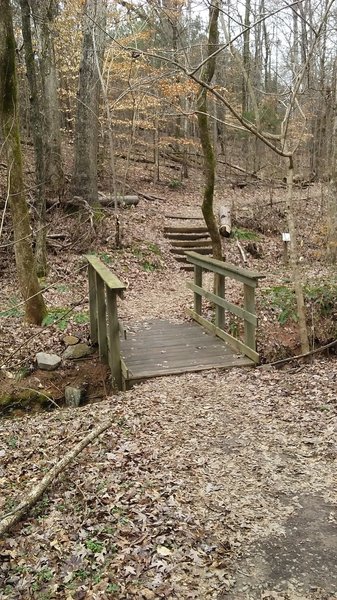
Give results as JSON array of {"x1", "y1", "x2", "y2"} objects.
[
  {"x1": 96, "y1": 275, "x2": 108, "y2": 363},
  {"x1": 85, "y1": 255, "x2": 126, "y2": 386},
  {"x1": 88, "y1": 264, "x2": 98, "y2": 345},
  {"x1": 106, "y1": 287, "x2": 122, "y2": 389},
  {"x1": 215, "y1": 274, "x2": 225, "y2": 330},
  {"x1": 194, "y1": 265, "x2": 202, "y2": 315},
  {"x1": 244, "y1": 283, "x2": 256, "y2": 351}
]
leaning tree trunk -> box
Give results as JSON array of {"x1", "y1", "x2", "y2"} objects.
[
  {"x1": 30, "y1": 0, "x2": 64, "y2": 195},
  {"x1": 20, "y1": 0, "x2": 47, "y2": 276},
  {"x1": 0, "y1": 0, "x2": 47, "y2": 325},
  {"x1": 73, "y1": 0, "x2": 107, "y2": 206},
  {"x1": 196, "y1": 0, "x2": 222, "y2": 260}
]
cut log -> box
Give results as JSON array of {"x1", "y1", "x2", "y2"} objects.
[
  {"x1": 117, "y1": 195, "x2": 139, "y2": 206},
  {"x1": 218, "y1": 204, "x2": 232, "y2": 237}
]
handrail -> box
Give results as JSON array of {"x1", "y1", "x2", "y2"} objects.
[
  {"x1": 185, "y1": 251, "x2": 265, "y2": 363},
  {"x1": 85, "y1": 255, "x2": 126, "y2": 389},
  {"x1": 185, "y1": 251, "x2": 264, "y2": 286}
]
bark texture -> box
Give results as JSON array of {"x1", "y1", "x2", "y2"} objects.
[
  {"x1": 0, "y1": 0, "x2": 47, "y2": 324},
  {"x1": 30, "y1": 0, "x2": 64, "y2": 194},
  {"x1": 327, "y1": 66, "x2": 337, "y2": 262},
  {"x1": 73, "y1": 0, "x2": 107, "y2": 206},
  {"x1": 285, "y1": 156, "x2": 310, "y2": 354},
  {"x1": 196, "y1": 0, "x2": 222, "y2": 260},
  {"x1": 20, "y1": 0, "x2": 47, "y2": 276}
]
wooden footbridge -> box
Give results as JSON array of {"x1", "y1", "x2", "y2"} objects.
[{"x1": 85, "y1": 253, "x2": 265, "y2": 390}]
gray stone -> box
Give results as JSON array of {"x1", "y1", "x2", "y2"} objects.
[
  {"x1": 62, "y1": 335, "x2": 79, "y2": 346},
  {"x1": 36, "y1": 352, "x2": 62, "y2": 371},
  {"x1": 63, "y1": 343, "x2": 92, "y2": 360},
  {"x1": 64, "y1": 386, "x2": 82, "y2": 408}
]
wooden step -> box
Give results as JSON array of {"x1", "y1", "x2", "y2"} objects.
[
  {"x1": 165, "y1": 214, "x2": 203, "y2": 220},
  {"x1": 170, "y1": 247, "x2": 212, "y2": 255},
  {"x1": 174, "y1": 254, "x2": 203, "y2": 263},
  {"x1": 164, "y1": 226, "x2": 208, "y2": 234},
  {"x1": 171, "y1": 239, "x2": 212, "y2": 248},
  {"x1": 165, "y1": 232, "x2": 210, "y2": 241}
]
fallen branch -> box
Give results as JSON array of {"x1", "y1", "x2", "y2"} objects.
[
  {"x1": 260, "y1": 338, "x2": 337, "y2": 368},
  {"x1": 137, "y1": 191, "x2": 166, "y2": 202},
  {"x1": 217, "y1": 159, "x2": 264, "y2": 179},
  {"x1": 0, "y1": 417, "x2": 115, "y2": 538},
  {"x1": 236, "y1": 239, "x2": 247, "y2": 264}
]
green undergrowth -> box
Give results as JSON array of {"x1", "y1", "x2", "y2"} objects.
[
  {"x1": 168, "y1": 178, "x2": 183, "y2": 189},
  {"x1": 98, "y1": 251, "x2": 113, "y2": 265},
  {"x1": 262, "y1": 282, "x2": 337, "y2": 328},
  {"x1": 131, "y1": 241, "x2": 163, "y2": 272},
  {"x1": 42, "y1": 308, "x2": 90, "y2": 331},
  {"x1": 0, "y1": 296, "x2": 23, "y2": 318},
  {"x1": 0, "y1": 388, "x2": 51, "y2": 410},
  {"x1": 231, "y1": 227, "x2": 260, "y2": 241}
]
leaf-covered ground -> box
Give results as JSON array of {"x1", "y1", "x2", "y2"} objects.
[
  {"x1": 0, "y1": 361, "x2": 336, "y2": 599},
  {"x1": 0, "y1": 170, "x2": 337, "y2": 598}
]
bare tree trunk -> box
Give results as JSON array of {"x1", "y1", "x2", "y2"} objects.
[
  {"x1": 0, "y1": 0, "x2": 47, "y2": 325},
  {"x1": 292, "y1": 7, "x2": 300, "y2": 74},
  {"x1": 327, "y1": 65, "x2": 337, "y2": 262},
  {"x1": 30, "y1": 0, "x2": 64, "y2": 195},
  {"x1": 285, "y1": 155, "x2": 310, "y2": 354},
  {"x1": 93, "y1": 37, "x2": 117, "y2": 211},
  {"x1": 196, "y1": 0, "x2": 222, "y2": 260},
  {"x1": 73, "y1": 0, "x2": 107, "y2": 206},
  {"x1": 20, "y1": 0, "x2": 47, "y2": 276},
  {"x1": 242, "y1": 0, "x2": 251, "y2": 113},
  {"x1": 154, "y1": 115, "x2": 160, "y2": 183}
]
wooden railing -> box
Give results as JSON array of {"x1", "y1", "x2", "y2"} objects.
[
  {"x1": 185, "y1": 251, "x2": 265, "y2": 362},
  {"x1": 85, "y1": 255, "x2": 126, "y2": 389}
]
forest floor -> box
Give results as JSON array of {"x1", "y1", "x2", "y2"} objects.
[{"x1": 0, "y1": 162, "x2": 337, "y2": 599}]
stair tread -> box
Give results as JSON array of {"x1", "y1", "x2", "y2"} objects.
[
  {"x1": 170, "y1": 247, "x2": 212, "y2": 255},
  {"x1": 164, "y1": 226, "x2": 208, "y2": 234}
]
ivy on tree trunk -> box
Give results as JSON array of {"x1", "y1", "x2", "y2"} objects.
[
  {"x1": 196, "y1": 0, "x2": 222, "y2": 261},
  {"x1": 0, "y1": 0, "x2": 47, "y2": 325}
]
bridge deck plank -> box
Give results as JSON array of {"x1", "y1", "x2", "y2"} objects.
[{"x1": 120, "y1": 320, "x2": 253, "y2": 388}]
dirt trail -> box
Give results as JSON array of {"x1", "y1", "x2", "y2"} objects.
[
  {"x1": 1, "y1": 359, "x2": 336, "y2": 599},
  {"x1": 1, "y1": 185, "x2": 336, "y2": 598}
]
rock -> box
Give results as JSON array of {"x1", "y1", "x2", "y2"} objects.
[
  {"x1": 64, "y1": 386, "x2": 82, "y2": 408},
  {"x1": 36, "y1": 352, "x2": 62, "y2": 371},
  {"x1": 63, "y1": 343, "x2": 92, "y2": 360},
  {"x1": 62, "y1": 335, "x2": 79, "y2": 346}
]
